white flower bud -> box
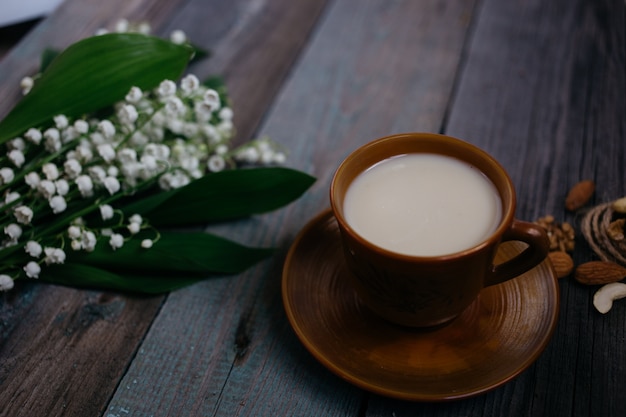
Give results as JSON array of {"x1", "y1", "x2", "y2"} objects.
[
  {"x1": 118, "y1": 104, "x2": 138, "y2": 125},
  {"x1": 107, "y1": 166, "x2": 119, "y2": 177},
  {"x1": 44, "y1": 247, "x2": 66, "y2": 265},
  {"x1": 140, "y1": 155, "x2": 158, "y2": 171},
  {"x1": 157, "y1": 80, "x2": 177, "y2": 97},
  {"x1": 37, "y1": 180, "x2": 56, "y2": 199},
  {"x1": 54, "y1": 115, "x2": 69, "y2": 129},
  {"x1": 8, "y1": 149, "x2": 25, "y2": 167},
  {"x1": 24, "y1": 172, "x2": 40, "y2": 189},
  {"x1": 203, "y1": 89, "x2": 221, "y2": 112},
  {"x1": 129, "y1": 214, "x2": 143, "y2": 224},
  {"x1": 4, "y1": 223, "x2": 22, "y2": 240},
  {"x1": 127, "y1": 222, "x2": 141, "y2": 234},
  {"x1": 98, "y1": 120, "x2": 116, "y2": 138},
  {"x1": 207, "y1": 155, "x2": 226, "y2": 172},
  {"x1": 82, "y1": 231, "x2": 97, "y2": 252},
  {"x1": 87, "y1": 166, "x2": 106, "y2": 184},
  {"x1": 99, "y1": 204, "x2": 114, "y2": 220},
  {"x1": 20, "y1": 76, "x2": 34, "y2": 94},
  {"x1": 202, "y1": 125, "x2": 220, "y2": 143},
  {"x1": 24, "y1": 128, "x2": 42, "y2": 144},
  {"x1": 117, "y1": 148, "x2": 137, "y2": 164},
  {"x1": 115, "y1": 18, "x2": 129, "y2": 32},
  {"x1": 0, "y1": 167, "x2": 15, "y2": 184},
  {"x1": 74, "y1": 144, "x2": 94, "y2": 162},
  {"x1": 97, "y1": 144, "x2": 116, "y2": 163},
  {"x1": 68, "y1": 225, "x2": 82, "y2": 239},
  {"x1": 25, "y1": 240, "x2": 42, "y2": 257},
  {"x1": 62, "y1": 126, "x2": 79, "y2": 143},
  {"x1": 0, "y1": 274, "x2": 14, "y2": 291},
  {"x1": 75, "y1": 175, "x2": 94, "y2": 197},
  {"x1": 170, "y1": 29, "x2": 187, "y2": 44},
  {"x1": 103, "y1": 176, "x2": 121, "y2": 195},
  {"x1": 24, "y1": 261, "x2": 41, "y2": 278},
  {"x1": 215, "y1": 144, "x2": 228, "y2": 155},
  {"x1": 165, "y1": 96, "x2": 185, "y2": 116},
  {"x1": 109, "y1": 233, "x2": 124, "y2": 250},
  {"x1": 218, "y1": 107, "x2": 233, "y2": 121},
  {"x1": 42, "y1": 163, "x2": 60, "y2": 180},
  {"x1": 64, "y1": 158, "x2": 82, "y2": 178},
  {"x1": 125, "y1": 86, "x2": 143, "y2": 103},
  {"x1": 9, "y1": 138, "x2": 25, "y2": 151},
  {"x1": 141, "y1": 239, "x2": 153, "y2": 249},
  {"x1": 71, "y1": 239, "x2": 83, "y2": 251},
  {"x1": 49, "y1": 195, "x2": 67, "y2": 214},
  {"x1": 73, "y1": 119, "x2": 89, "y2": 134},
  {"x1": 55, "y1": 179, "x2": 70, "y2": 196},
  {"x1": 180, "y1": 74, "x2": 199, "y2": 94},
  {"x1": 44, "y1": 128, "x2": 61, "y2": 153},
  {"x1": 14, "y1": 206, "x2": 33, "y2": 224},
  {"x1": 4, "y1": 191, "x2": 20, "y2": 205}
]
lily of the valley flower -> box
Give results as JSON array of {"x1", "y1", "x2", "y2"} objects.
[
  {"x1": 23, "y1": 261, "x2": 41, "y2": 278},
  {"x1": 25, "y1": 241, "x2": 42, "y2": 257},
  {"x1": 44, "y1": 247, "x2": 66, "y2": 265},
  {"x1": 109, "y1": 233, "x2": 124, "y2": 250},
  {"x1": 14, "y1": 206, "x2": 34, "y2": 224},
  {"x1": 0, "y1": 274, "x2": 14, "y2": 290},
  {"x1": 1, "y1": 57, "x2": 287, "y2": 290}
]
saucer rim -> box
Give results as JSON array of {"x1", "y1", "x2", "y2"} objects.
[{"x1": 282, "y1": 208, "x2": 560, "y2": 402}]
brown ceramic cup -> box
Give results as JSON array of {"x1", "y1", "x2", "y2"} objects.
[{"x1": 330, "y1": 132, "x2": 549, "y2": 328}]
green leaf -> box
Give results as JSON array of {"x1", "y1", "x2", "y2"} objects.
[
  {"x1": 41, "y1": 263, "x2": 203, "y2": 294},
  {"x1": 40, "y1": 47, "x2": 60, "y2": 72},
  {"x1": 190, "y1": 43, "x2": 210, "y2": 63},
  {"x1": 68, "y1": 231, "x2": 274, "y2": 275},
  {"x1": 0, "y1": 33, "x2": 194, "y2": 143},
  {"x1": 121, "y1": 167, "x2": 316, "y2": 226}
]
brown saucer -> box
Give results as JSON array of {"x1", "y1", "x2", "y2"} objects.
[{"x1": 282, "y1": 209, "x2": 559, "y2": 401}]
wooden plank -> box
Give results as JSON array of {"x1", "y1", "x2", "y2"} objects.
[
  {"x1": 0, "y1": 0, "x2": 329, "y2": 416},
  {"x1": 365, "y1": 0, "x2": 626, "y2": 416},
  {"x1": 105, "y1": 0, "x2": 477, "y2": 415}
]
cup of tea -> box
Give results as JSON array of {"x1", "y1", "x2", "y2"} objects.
[{"x1": 330, "y1": 132, "x2": 549, "y2": 328}]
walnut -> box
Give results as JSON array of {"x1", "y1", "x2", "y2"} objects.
[
  {"x1": 535, "y1": 215, "x2": 575, "y2": 252},
  {"x1": 607, "y1": 219, "x2": 625, "y2": 242}
]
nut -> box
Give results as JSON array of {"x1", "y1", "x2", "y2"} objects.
[
  {"x1": 565, "y1": 180, "x2": 595, "y2": 211},
  {"x1": 606, "y1": 219, "x2": 625, "y2": 242},
  {"x1": 612, "y1": 196, "x2": 626, "y2": 214},
  {"x1": 535, "y1": 215, "x2": 575, "y2": 252},
  {"x1": 548, "y1": 251, "x2": 574, "y2": 278},
  {"x1": 593, "y1": 282, "x2": 626, "y2": 314},
  {"x1": 575, "y1": 261, "x2": 626, "y2": 285}
]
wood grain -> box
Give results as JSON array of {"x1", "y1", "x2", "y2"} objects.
[
  {"x1": 367, "y1": 0, "x2": 626, "y2": 416},
  {"x1": 105, "y1": 0, "x2": 477, "y2": 415},
  {"x1": 0, "y1": 0, "x2": 623, "y2": 415}
]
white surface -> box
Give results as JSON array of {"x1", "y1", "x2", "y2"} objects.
[{"x1": 0, "y1": 0, "x2": 64, "y2": 27}]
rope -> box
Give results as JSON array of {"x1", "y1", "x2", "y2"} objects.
[{"x1": 580, "y1": 202, "x2": 626, "y2": 266}]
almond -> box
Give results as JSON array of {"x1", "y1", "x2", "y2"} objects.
[
  {"x1": 548, "y1": 251, "x2": 574, "y2": 278},
  {"x1": 565, "y1": 180, "x2": 595, "y2": 211},
  {"x1": 574, "y1": 261, "x2": 626, "y2": 285}
]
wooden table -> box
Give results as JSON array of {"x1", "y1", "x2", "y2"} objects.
[{"x1": 0, "y1": 0, "x2": 624, "y2": 415}]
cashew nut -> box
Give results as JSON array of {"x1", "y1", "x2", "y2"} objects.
[{"x1": 593, "y1": 282, "x2": 626, "y2": 314}]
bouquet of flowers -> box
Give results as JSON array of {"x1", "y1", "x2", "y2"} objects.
[{"x1": 0, "y1": 23, "x2": 314, "y2": 293}]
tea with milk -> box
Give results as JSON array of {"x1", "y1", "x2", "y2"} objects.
[{"x1": 343, "y1": 153, "x2": 502, "y2": 256}]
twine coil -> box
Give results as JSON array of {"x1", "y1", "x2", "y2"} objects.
[{"x1": 580, "y1": 202, "x2": 626, "y2": 267}]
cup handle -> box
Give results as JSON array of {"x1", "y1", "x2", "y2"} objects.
[{"x1": 485, "y1": 219, "x2": 550, "y2": 287}]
